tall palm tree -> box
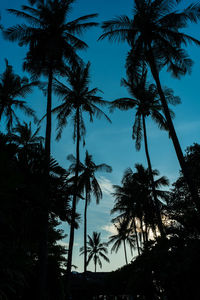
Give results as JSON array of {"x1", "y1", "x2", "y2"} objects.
[
  {"x1": 52, "y1": 60, "x2": 111, "y2": 274},
  {"x1": 76, "y1": 150, "x2": 112, "y2": 273},
  {"x1": 4, "y1": 2, "x2": 98, "y2": 295},
  {"x1": 110, "y1": 69, "x2": 179, "y2": 236},
  {"x1": 112, "y1": 164, "x2": 169, "y2": 249},
  {"x1": 5, "y1": 0, "x2": 98, "y2": 165},
  {"x1": 99, "y1": 0, "x2": 200, "y2": 211},
  {"x1": 0, "y1": 60, "x2": 37, "y2": 132},
  {"x1": 80, "y1": 231, "x2": 110, "y2": 272},
  {"x1": 109, "y1": 219, "x2": 136, "y2": 264}
]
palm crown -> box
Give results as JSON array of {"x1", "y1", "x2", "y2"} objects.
[
  {"x1": 53, "y1": 60, "x2": 111, "y2": 140},
  {"x1": 112, "y1": 164, "x2": 169, "y2": 238},
  {"x1": 80, "y1": 231, "x2": 110, "y2": 272},
  {"x1": 5, "y1": 0, "x2": 98, "y2": 76},
  {"x1": 8, "y1": 121, "x2": 44, "y2": 147},
  {"x1": 100, "y1": 0, "x2": 200, "y2": 77},
  {"x1": 0, "y1": 60, "x2": 37, "y2": 132},
  {"x1": 110, "y1": 70, "x2": 180, "y2": 150}
]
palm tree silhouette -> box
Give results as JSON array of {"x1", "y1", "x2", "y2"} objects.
[
  {"x1": 76, "y1": 150, "x2": 112, "y2": 273},
  {"x1": 9, "y1": 121, "x2": 44, "y2": 148},
  {"x1": 4, "y1": 2, "x2": 98, "y2": 294},
  {"x1": 109, "y1": 219, "x2": 136, "y2": 264},
  {"x1": 80, "y1": 231, "x2": 110, "y2": 272},
  {"x1": 52, "y1": 60, "x2": 111, "y2": 274},
  {"x1": 99, "y1": 0, "x2": 200, "y2": 210},
  {"x1": 0, "y1": 60, "x2": 37, "y2": 132},
  {"x1": 112, "y1": 164, "x2": 169, "y2": 249},
  {"x1": 5, "y1": 0, "x2": 98, "y2": 176},
  {"x1": 110, "y1": 69, "x2": 179, "y2": 236}
]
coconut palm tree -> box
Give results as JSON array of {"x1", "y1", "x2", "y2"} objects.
[
  {"x1": 110, "y1": 69, "x2": 180, "y2": 236},
  {"x1": 0, "y1": 60, "x2": 37, "y2": 132},
  {"x1": 112, "y1": 164, "x2": 169, "y2": 250},
  {"x1": 99, "y1": 0, "x2": 200, "y2": 211},
  {"x1": 4, "y1": 2, "x2": 98, "y2": 294},
  {"x1": 109, "y1": 219, "x2": 136, "y2": 264},
  {"x1": 9, "y1": 121, "x2": 44, "y2": 147},
  {"x1": 52, "y1": 60, "x2": 111, "y2": 274},
  {"x1": 76, "y1": 150, "x2": 112, "y2": 273},
  {"x1": 80, "y1": 231, "x2": 110, "y2": 272},
  {"x1": 4, "y1": 0, "x2": 98, "y2": 178}
]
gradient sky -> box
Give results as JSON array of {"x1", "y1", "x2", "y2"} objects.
[{"x1": 1, "y1": 0, "x2": 200, "y2": 272}]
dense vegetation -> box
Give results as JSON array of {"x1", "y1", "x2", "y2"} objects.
[{"x1": 1, "y1": 0, "x2": 200, "y2": 299}]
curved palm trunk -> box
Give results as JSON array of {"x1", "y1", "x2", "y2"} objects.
[
  {"x1": 142, "y1": 114, "x2": 165, "y2": 237},
  {"x1": 132, "y1": 218, "x2": 140, "y2": 256},
  {"x1": 123, "y1": 239, "x2": 128, "y2": 264},
  {"x1": 84, "y1": 188, "x2": 88, "y2": 273},
  {"x1": 67, "y1": 107, "x2": 80, "y2": 275},
  {"x1": 148, "y1": 49, "x2": 200, "y2": 212},
  {"x1": 38, "y1": 67, "x2": 53, "y2": 300}
]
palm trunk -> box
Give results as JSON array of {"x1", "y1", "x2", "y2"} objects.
[
  {"x1": 38, "y1": 67, "x2": 53, "y2": 300},
  {"x1": 84, "y1": 188, "x2": 88, "y2": 273},
  {"x1": 148, "y1": 48, "x2": 200, "y2": 212},
  {"x1": 142, "y1": 114, "x2": 165, "y2": 237},
  {"x1": 67, "y1": 107, "x2": 80, "y2": 275},
  {"x1": 94, "y1": 255, "x2": 97, "y2": 272},
  {"x1": 123, "y1": 240, "x2": 128, "y2": 264},
  {"x1": 133, "y1": 218, "x2": 140, "y2": 256}
]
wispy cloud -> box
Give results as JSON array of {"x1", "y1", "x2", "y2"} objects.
[
  {"x1": 102, "y1": 224, "x2": 117, "y2": 235},
  {"x1": 98, "y1": 176, "x2": 114, "y2": 195}
]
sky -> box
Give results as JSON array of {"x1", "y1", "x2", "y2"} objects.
[{"x1": 1, "y1": 0, "x2": 200, "y2": 272}]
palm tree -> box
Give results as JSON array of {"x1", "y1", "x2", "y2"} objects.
[
  {"x1": 76, "y1": 150, "x2": 112, "y2": 273},
  {"x1": 0, "y1": 60, "x2": 37, "y2": 132},
  {"x1": 4, "y1": 2, "x2": 98, "y2": 294},
  {"x1": 80, "y1": 231, "x2": 110, "y2": 272},
  {"x1": 9, "y1": 121, "x2": 44, "y2": 148},
  {"x1": 109, "y1": 219, "x2": 136, "y2": 264},
  {"x1": 112, "y1": 164, "x2": 169, "y2": 249},
  {"x1": 52, "y1": 60, "x2": 111, "y2": 274},
  {"x1": 110, "y1": 69, "x2": 179, "y2": 236},
  {"x1": 99, "y1": 0, "x2": 200, "y2": 211},
  {"x1": 4, "y1": 0, "x2": 98, "y2": 164}
]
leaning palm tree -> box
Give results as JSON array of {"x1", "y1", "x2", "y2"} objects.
[
  {"x1": 53, "y1": 60, "x2": 111, "y2": 274},
  {"x1": 109, "y1": 219, "x2": 136, "y2": 265},
  {"x1": 0, "y1": 60, "x2": 37, "y2": 132},
  {"x1": 110, "y1": 69, "x2": 180, "y2": 236},
  {"x1": 99, "y1": 0, "x2": 200, "y2": 211},
  {"x1": 80, "y1": 231, "x2": 110, "y2": 272},
  {"x1": 76, "y1": 150, "x2": 112, "y2": 273}
]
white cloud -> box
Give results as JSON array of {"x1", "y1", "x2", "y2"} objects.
[
  {"x1": 98, "y1": 176, "x2": 114, "y2": 195},
  {"x1": 101, "y1": 224, "x2": 117, "y2": 235}
]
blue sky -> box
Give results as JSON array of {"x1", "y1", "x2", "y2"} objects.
[{"x1": 1, "y1": 0, "x2": 200, "y2": 272}]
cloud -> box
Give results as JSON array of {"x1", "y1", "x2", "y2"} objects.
[
  {"x1": 98, "y1": 176, "x2": 114, "y2": 195},
  {"x1": 101, "y1": 224, "x2": 117, "y2": 235}
]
